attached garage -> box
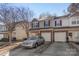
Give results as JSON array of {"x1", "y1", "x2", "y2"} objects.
[
  {"x1": 41, "y1": 32, "x2": 52, "y2": 42},
  {"x1": 69, "y1": 31, "x2": 79, "y2": 42},
  {"x1": 54, "y1": 32, "x2": 66, "y2": 42},
  {"x1": 0, "y1": 34, "x2": 4, "y2": 40},
  {"x1": 29, "y1": 32, "x2": 39, "y2": 37}
]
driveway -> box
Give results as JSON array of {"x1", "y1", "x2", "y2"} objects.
[
  {"x1": 41, "y1": 42, "x2": 79, "y2": 56},
  {"x1": 9, "y1": 42, "x2": 79, "y2": 56},
  {"x1": 9, "y1": 47, "x2": 37, "y2": 56},
  {"x1": 9, "y1": 42, "x2": 50, "y2": 56}
]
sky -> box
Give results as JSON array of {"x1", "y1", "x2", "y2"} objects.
[{"x1": 9, "y1": 3, "x2": 70, "y2": 18}]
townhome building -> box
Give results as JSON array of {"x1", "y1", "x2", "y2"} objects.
[
  {"x1": 29, "y1": 12, "x2": 79, "y2": 43},
  {"x1": 12, "y1": 21, "x2": 28, "y2": 41},
  {"x1": 0, "y1": 22, "x2": 8, "y2": 40},
  {"x1": 29, "y1": 17, "x2": 54, "y2": 42}
]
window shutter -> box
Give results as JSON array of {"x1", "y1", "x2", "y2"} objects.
[
  {"x1": 38, "y1": 22, "x2": 39, "y2": 27},
  {"x1": 48, "y1": 20, "x2": 50, "y2": 26},
  {"x1": 55, "y1": 21, "x2": 56, "y2": 26},
  {"x1": 60, "y1": 20, "x2": 62, "y2": 26},
  {"x1": 31, "y1": 22, "x2": 33, "y2": 28},
  {"x1": 44, "y1": 21, "x2": 45, "y2": 27}
]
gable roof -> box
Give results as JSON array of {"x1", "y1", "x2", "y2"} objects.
[{"x1": 32, "y1": 18, "x2": 38, "y2": 22}]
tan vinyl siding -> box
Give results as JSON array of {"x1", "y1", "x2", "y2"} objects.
[
  {"x1": 12, "y1": 25, "x2": 27, "y2": 40},
  {"x1": 39, "y1": 21, "x2": 44, "y2": 28}
]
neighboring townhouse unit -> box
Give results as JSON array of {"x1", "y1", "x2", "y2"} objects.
[
  {"x1": 0, "y1": 22, "x2": 8, "y2": 40},
  {"x1": 29, "y1": 12, "x2": 79, "y2": 43},
  {"x1": 12, "y1": 21, "x2": 28, "y2": 41},
  {"x1": 30, "y1": 17, "x2": 54, "y2": 42},
  {"x1": 68, "y1": 12, "x2": 79, "y2": 42}
]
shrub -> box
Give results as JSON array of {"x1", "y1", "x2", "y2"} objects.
[{"x1": 0, "y1": 38, "x2": 9, "y2": 42}]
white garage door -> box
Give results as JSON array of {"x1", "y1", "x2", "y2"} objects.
[
  {"x1": 0, "y1": 34, "x2": 4, "y2": 40},
  {"x1": 41, "y1": 32, "x2": 51, "y2": 41},
  {"x1": 54, "y1": 32, "x2": 66, "y2": 42},
  {"x1": 72, "y1": 31, "x2": 79, "y2": 42}
]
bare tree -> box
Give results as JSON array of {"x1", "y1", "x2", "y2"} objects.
[
  {"x1": 39, "y1": 12, "x2": 56, "y2": 20},
  {"x1": 0, "y1": 4, "x2": 33, "y2": 44},
  {"x1": 16, "y1": 7, "x2": 33, "y2": 38},
  {"x1": 68, "y1": 3, "x2": 79, "y2": 13},
  {"x1": 0, "y1": 4, "x2": 18, "y2": 44}
]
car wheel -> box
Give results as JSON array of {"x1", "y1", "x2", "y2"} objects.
[
  {"x1": 34, "y1": 43, "x2": 38, "y2": 48},
  {"x1": 43, "y1": 40, "x2": 45, "y2": 44}
]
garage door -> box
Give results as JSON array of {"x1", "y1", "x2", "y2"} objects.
[
  {"x1": 72, "y1": 31, "x2": 79, "y2": 42},
  {"x1": 54, "y1": 32, "x2": 66, "y2": 42},
  {"x1": 0, "y1": 34, "x2": 4, "y2": 40},
  {"x1": 41, "y1": 32, "x2": 51, "y2": 41}
]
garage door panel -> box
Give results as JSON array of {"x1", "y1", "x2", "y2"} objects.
[
  {"x1": 72, "y1": 31, "x2": 79, "y2": 42},
  {"x1": 41, "y1": 32, "x2": 51, "y2": 41},
  {"x1": 54, "y1": 32, "x2": 66, "y2": 42},
  {"x1": 0, "y1": 34, "x2": 4, "y2": 40}
]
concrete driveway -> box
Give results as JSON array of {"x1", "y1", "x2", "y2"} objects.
[
  {"x1": 9, "y1": 42, "x2": 50, "y2": 56},
  {"x1": 41, "y1": 42, "x2": 79, "y2": 56},
  {"x1": 10, "y1": 47, "x2": 37, "y2": 56},
  {"x1": 9, "y1": 42, "x2": 79, "y2": 56}
]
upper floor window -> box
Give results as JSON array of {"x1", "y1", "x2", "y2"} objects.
[
  {"x1": 72, "y1": 21, "x2": 76, "y2": 24},
  {"x1": 32, "y1": 21, "x2": 39, "y2": 28},
  {"x1": 55, "y1": 20, "x2": 62, "y2": 26},
  {"x1": 0, "y1": 25, "x2": 6, "y2": 31},
  {"x1": 77, "y1": 21, "x2": 79, "y2": 24},
  {"x1": 44, "y1": 20, "x2": 50, "y2": 27}
]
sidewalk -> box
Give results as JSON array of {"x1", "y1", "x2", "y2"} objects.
[{"x1": 0, "y1": 42, "x2": 22, "y2": 56}]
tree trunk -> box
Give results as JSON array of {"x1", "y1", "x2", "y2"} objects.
[
  {"x1": 27, "y1": 30, "x2": 29, "y2": 38},
  {"x1": 25, "y1": 27, "x2": 29, "y2": 38},
  {"x1": 8, "y1": 32, "x2": 12, "y2": 45}
]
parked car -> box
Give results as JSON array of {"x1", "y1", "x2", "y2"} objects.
[{"x1": 21, "y1": 36, "x2": 45, "y2": 48}]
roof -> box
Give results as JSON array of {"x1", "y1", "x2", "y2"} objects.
[
  {"x1": 69, "y1": 12, "x2": 79, "y2": 17},
  {"x1": 54, "y1": 14, "x2": 70, "y2": 19},
  {"x1": 32, "y1": 18, "x2": 38, "y2": 22}
]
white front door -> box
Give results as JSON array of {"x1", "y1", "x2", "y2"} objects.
[
  {"x1": 54, "y1": 32, "x2": 66, "y2": 42},
  {"x1": 41, "y1": 32, "x2": 51, "y2": 41}
]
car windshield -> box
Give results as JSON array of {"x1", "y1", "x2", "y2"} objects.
[{"x1": 28, "y1": 37, "x2": 38, "y2": 40}]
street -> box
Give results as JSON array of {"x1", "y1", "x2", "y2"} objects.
[{"x1": 9, "y1": 42, "x2": 79, "y2": 56}]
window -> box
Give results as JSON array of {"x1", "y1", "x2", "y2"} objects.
[
  {"x1": 0, "y1": 25, "x2": 6, "y2": 32},
  {"x1": 32, "y1": 21, "x2": 39, "y2": 28},
  {"x1": 55, "y1": 20, "x2": 62, "y2": 26},
  {"x1": 72, "y1": 21, "x2": 76, "y2": 24},
  {"x1": 44, "y1": 20, "x2": 50, "y2": 27},
  {"x1": 69, "y1": 33, "x2": 72, "y2": 36},
  {"x1": 77, "y1": 21, "x2": 79, "y2": 24}
]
